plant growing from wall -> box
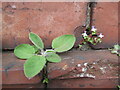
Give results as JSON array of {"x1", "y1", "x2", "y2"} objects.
[
  {"x1": 109, "y1": 44, "x2": 120, "y2": 56},
  {"x1": 14, "y1": 32, "x2": 76, "y2": 82},
  {"x1": 79, "y1": 26, "x2": 104, "y2": 48}
]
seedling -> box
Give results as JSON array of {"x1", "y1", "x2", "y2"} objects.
[
  {"x1": 109, "y1": 44, "x2": 120, "y2": 56},
  {"x1": 14, "y1": 32, "x2": 76, "y2": 83}
]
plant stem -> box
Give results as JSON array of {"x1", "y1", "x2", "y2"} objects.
[{"x1": 43, "y1": 62, "x2": 48, "y2": 88}]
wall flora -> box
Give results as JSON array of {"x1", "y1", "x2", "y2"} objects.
[
  {"x1": 2, "y1": 2, "x2": 87, "y2": 49},
  {"x1": 91, "y1": 2, "x2": 118, "y2": 48}
]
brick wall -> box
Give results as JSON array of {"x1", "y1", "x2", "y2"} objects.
[
  {"x1": 2, "y1": 2, "x2": 87, "y2": 49},
  {"x1": 2, "y1": 2, "x2": 119, "y2": 89},
  {"x1": 91, "y1": 2, "x2": 118, "y2": 48},
  {"x1": 2, "y1": 2, "x2": 119, "y2": 49}
]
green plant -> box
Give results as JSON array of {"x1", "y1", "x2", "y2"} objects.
[
  {"x1": 109, "y1": 44, "x2": 120, "y2": 56},
  {"x1": 117, "y1": 85, "x2": 120, "y2": 90},
  {"x1": 14, "y1": 32, "x2": 76, "y2": 81},
  {"x1": 42, "y1": 77, "x2": 49, "y2": 84},
  {"x1": 79, "y1": 26, "x2": 104, "y2": 48}
]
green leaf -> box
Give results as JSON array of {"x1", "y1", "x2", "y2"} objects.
[
  {"x1": 114, "y1": 44, "x2": 120, "y2": 50},
  {"x1": 24, "y1": 55, "x2": 46, "y2": 78},
  {"x1": 42, "y1": 78, "x2": 49, "y2": 84},
  {"x1": 92, "y1": 31, "x2": 96, "y2": 35},
  {"x1": 82, "y1": 41, "x2": 87, "y2": 45},
  {"x1": 46, "y1": 53, "x2": 61, "y2": 62},
  {"x1": 29, "y1": 32, "x2": 44, "y2": 49},
  {"x1": 87, "y1": 37, "x2": 91, "y2": 41},
  {"x1": 14, "y1": 44, "x2": 35, "y2": 59},
  {"x1": 83, "y1": 36, "x2": 88, "y2": 39},
  {"x1": 32, "y1": 45, "x2": 39, "y2": 53},
  {"x1": 111, "y1": 50, "x2": 118, "y2": 54},
  {"x1": 96, "y1": 38, "x2": 102, "y2": 43},
  {"x1": 79, "y1": 44, "x2": 83, "y2": 48},
  {"x1": 52, "y1": 35, "x2": 76, "y2": 52},
  {"x1": 89, "y1": 39, "x2": 93, "y2": 43}
]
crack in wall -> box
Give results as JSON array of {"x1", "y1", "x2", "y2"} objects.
[
  {"x1": 85, "y1": 2, "x2": 91, "y2": 28},
  {"x1": 85, "y1": 2, "x2": 96, "y2": 29},
  {"x1": 45, "y1": 2, "x2": 96, "y2": 89}
]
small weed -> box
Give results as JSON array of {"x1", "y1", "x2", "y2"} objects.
[
  {"x1": 109, "y1": 44, "x2": 120, "y2": 56},
  {"x1": 79, "y1": 26, "x2": 104, "y2": 49},
  {"x1": 14, "y1": 32, "x2": 76, "y2": 83}
]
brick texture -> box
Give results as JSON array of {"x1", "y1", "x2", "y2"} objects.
[
  {"x1": 2, "y1": 50, "x2": 119, "y2": 88},
  {"x1": 47, "y1": 49, "x2": 118, "y2": 88},
  {"x1": 48, "y1": 50, "x2": 118, "y2": 79},
  {"x1": 48, "y1": 78, "x2": 118, "y2": 88},
  {"x1": 1, "y1": 2, "x2": 119, "y2": 88},
  {"x1": 2, "y1": 84, "x2": 44, "y2": 88},
  {"x1": 2, "y1": 52, "x2": 42, "y2": 84},
  {"x1": 91, "y1": 2, "x2": 118, "y2": 48},
  {"x1": 118, "y1": 2, "x2": 120, "y2": 43},
  {"x1": 2, "y1": 2, "x2": 87, "y2": 49}
]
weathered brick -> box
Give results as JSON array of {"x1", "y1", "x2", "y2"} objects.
[
  {"x1": 118, "y1": 2, "x2": 120, "y2": 43},
  {"x1": 2, "y1": 52, "x2": 42, "y2": 84},
  {"x1": 0, "y1": 1, "x2": 2, "y2": 45},
  {"x1": 2, "y1": 84, "x2": 44, "y2": 89},
  {"x1": 2, "y1": 2, "x2": 87, "y2": 49},
  {"x1": 91, "y1": 2, "x2": 118, "y2": 48},
  {"x1": 48, "y1": 78, "x2": 118, "y2": 88},
  {"x1": 48, "y1": 50, "x2": 118, "y2": 79}
]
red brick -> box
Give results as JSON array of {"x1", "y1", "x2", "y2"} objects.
[
  {"x1": 0, "y1": 1, "x2": 2, "y2": 41},
  {"x1": 0, "y1": 1, "x2": 2, "y2": 8},
  {"x1": 48, "y1": 78, "x2": 118, "y2": 88},
  {"x1": 91, "y1": 2, "x2": 118, "y2": 48},
  {"x1": 2, "y1": 52, "x2": 42, "y2": 84},
  {"x1": 2, "y1": 84, "x2": 44, "y2": 88},
  {"x1": 118, "y1": 2, "x2": 120, "y2": 43},
  {"x1": 48, "y1": 50, "x2": 118, "y2": 79},
  {"x1": 2, "y1": 2, "x2": 87, "y2": 49}
]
